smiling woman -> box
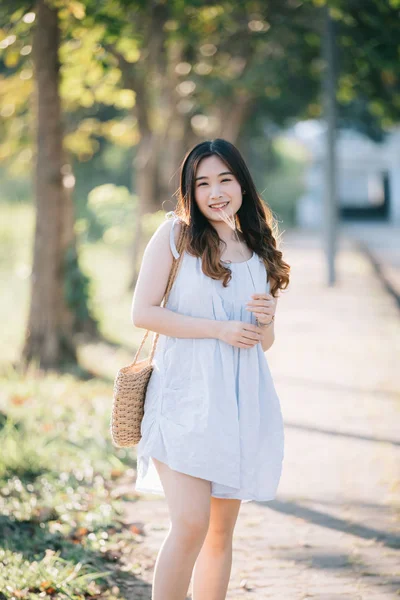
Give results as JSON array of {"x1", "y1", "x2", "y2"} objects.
[{"x1": 129, "y1": 138, "x2": 290, "y2": 600}]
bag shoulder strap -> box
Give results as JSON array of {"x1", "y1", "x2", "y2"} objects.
[{"x1": 132, "y1": 217, "x2": 186, "y2": 366}]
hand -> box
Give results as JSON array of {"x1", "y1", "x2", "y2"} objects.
[
  {"x1": 245, "y1": 293, "x2": 277, "y2": 326},
  {"x1": 217, "y1": 320, "x2": 263, "y2": 349}
]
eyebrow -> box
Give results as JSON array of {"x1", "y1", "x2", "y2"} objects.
[{"x1": 195, "y1": 171, "x2": 233, "y2": 181}]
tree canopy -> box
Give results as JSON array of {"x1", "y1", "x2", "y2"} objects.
[{"x1": 1, "y1": 0, "x2": 399, "y2": 177}]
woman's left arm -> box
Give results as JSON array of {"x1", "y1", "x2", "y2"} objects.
[{"x1": 245, "y1": 292, "x2": 278, "y2": 352}]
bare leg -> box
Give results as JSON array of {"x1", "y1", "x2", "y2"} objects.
[
  {"x1": 192, "y1": 497, "x2": 242, "y2": 600},
  {"x1": 151, "y1": 457, "x2": 212, "y2": 600}
]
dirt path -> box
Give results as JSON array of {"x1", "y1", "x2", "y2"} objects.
[{"x1": 122, "y1": 230, "x2": 400, "y2": 599}]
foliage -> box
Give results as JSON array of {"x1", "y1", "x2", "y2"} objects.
[
  {"x1": 142, "y1": 210, "x2": 169, "y2": 238},
  {"x1": 0, "y1": 417, "x2": 54, "y2": 479},
  {"x1": 0, "y1": 201, "x2": 160, "y2": 365},
  {"x1": 0, "y1": 547, "x2": 111, "y2": 599},
  {"x1": 87, "y1": 183, "x2": 136, "y2": 244},
  {"x1": 262, "y1": 138, "x2": 308, "y2": 227},
  {"x1": 0, "y1": 1, "x2": 136, "y2": 174},
  {"x1": 1, "y1": 0, "x2": 399, "y2": 181},
  {"x1": 0, "y1": 202, "x2": 33, "y2": 364},
  {"x1": 64, "y1": 244, "x2": 98, "y2": 332},
  {"x1": 0, "y1": 0, "x2": 398, "y2": 249},
  {"x1": 0, "y1": 195, "x2": 165, "y2": 598},
  {"x1": 0, "y1": 367, "x2": 141, "y2": 599},
  {"x1": 306, "y1": 0, "x2": 400, "y2": 135}
]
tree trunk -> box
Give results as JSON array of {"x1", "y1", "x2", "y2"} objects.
[
  {"x1": 129, "y1": 130, "x2": 159, "y2": 289},
  {"x1": 22, "y1": 0, "x2": 77, "y2": 368},
  {"x1": 218, "y1": 93, "x2": 252, "y2": 144}
]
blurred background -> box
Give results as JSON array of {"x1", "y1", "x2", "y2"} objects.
[{"x1": 0, "y1": 1, "x2": 399, "y2": 598}]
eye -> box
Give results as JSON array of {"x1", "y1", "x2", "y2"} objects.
[
  {"x1": 221, "y1": 178, "x2": 232, "y2": 183},
  {"x1": 197, "y1": 181, "x2": 208, "y2": 187}
]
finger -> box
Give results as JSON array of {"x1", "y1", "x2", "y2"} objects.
[
  {"x1": 251, "y1": 293, "x2": 273, "y2": 300},
  {"x1": 248, "y1": 297, "x2": 274, "y2": 305},
  {"x1": 241, "y1": 331, "x2": 261, "y2": 342},
  {"x1": 237, "y1": 341, "x2": 253, "y2": 349},
  {"x1": 246, "y1": 301, "x2": 272, "y2": 309},
  {"x1": 239, "y1": 338, "x2": 258, "y2": 347},
  {"x1": 242, "y1": 324, "x2": 263, "y2": 335},
  {"x1": 250, "y1": 307, "x2": 273, "y2": 314},
  {"x1": 243, "y1": 324, "x2": 263, "y2": 334},
  {"x1": 255, "y1": 309, "x2": 274, "y2": 317},
  {"x1": 238, "y1": 335, "x2": 256, "y2": 345}
]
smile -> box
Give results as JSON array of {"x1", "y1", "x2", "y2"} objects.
[{"x1": 209, "y1": 201, "x2": 229, "y2": 209}]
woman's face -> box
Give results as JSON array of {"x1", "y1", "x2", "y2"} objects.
[{"x1": 193, "y1": 154, "x2": 243, "y2": 223}]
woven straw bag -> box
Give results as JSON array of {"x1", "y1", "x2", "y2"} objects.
[{"x1": 110, "y1": 220, "x2": 186, "y2": 448}]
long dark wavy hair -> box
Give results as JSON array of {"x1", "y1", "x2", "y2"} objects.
[{"x1": 174, "y1": 138, "x2": 290, "y2": 297}]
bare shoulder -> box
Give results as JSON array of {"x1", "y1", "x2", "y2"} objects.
[
  {"x1": 151, "y1": 215, "x2": 172, "y2": 239},
  {"x1": 159, "y1": 214, "x2": 182, "y2": 249},
  {"x1": 144, "y1": 214, "x2": 180, "y2": 259},
  {"x1": 143, "y1": 218, "x2": 182, "y2": 266}
]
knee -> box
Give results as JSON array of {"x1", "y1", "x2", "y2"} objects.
[
  {"x1": 171, "y1": 510, "x2": 210, "y2": 549},
  {"x1": 204, "y1": 525, "x2": 234, "y2": 553}
]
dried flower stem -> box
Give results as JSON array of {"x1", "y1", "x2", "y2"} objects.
[{"x1": 217, "y1": 207, "x2": 261, "y2": 326}]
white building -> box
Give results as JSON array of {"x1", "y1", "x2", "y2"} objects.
[{"x1": 291, "y1": 121, "x2": 400, "y2": 227}]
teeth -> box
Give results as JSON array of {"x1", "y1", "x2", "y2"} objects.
[{"x1": 211, "y1": 202, "x2": 228, "y2": 208}]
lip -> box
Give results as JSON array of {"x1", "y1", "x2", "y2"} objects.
[{"x1": 209, "y1": 201, "x2": 229, "y2": 210}]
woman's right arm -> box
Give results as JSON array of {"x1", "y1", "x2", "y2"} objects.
[
  {"x1": 131, "y1": 218, "x2": 221, "y2": 340},
  {"x1": 131, "y1": 218, "x2": 263, "y2": 347}
]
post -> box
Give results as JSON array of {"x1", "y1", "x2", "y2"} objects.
[{"x1": 323, "y1": 6, "x2": 338, "y2": 286}]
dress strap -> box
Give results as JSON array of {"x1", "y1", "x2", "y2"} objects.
[{"x1": 168, "y1": 214, "x2": 181, "y2": 259}]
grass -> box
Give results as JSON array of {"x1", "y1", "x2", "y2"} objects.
[
  {"x1": 0, "y1": 202, "x2": 153, "y2": 598},
  {"x1": 0, "y1": 364, "x2": 146, "y2": 599}
]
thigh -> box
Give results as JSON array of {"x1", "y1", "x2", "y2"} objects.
[
  {"x1": 207, "y1": 497, "x2": 242, "y2": 539},
  {"x1": 152, "y1": 457, "x2": 212, "y2": 530}
]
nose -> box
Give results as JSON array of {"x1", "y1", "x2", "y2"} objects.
[{"x1": 210, "y1": 184, "x2": 223, "y2": 199}]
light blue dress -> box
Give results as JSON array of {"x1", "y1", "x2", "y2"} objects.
[{"x1": 135, "y1": 214, "x2": 284, "y2": 503}]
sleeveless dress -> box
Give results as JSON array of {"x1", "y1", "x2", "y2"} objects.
[{"x1": 135, "y1": 214, "x2": 284, "y2": 503}]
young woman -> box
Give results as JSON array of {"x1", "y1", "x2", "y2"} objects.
[{"x1": 131, "y1": 138, "x2": 290, "y2": 600}]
